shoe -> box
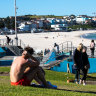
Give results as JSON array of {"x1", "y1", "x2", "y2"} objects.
[
  {"x1": 74, "y1": 79, "x2": 79, "y2": 84},
  {"x1": 47, "y1": 81, "x2": 57, "y2": 89},
  {"x1": 31, "y1": 83, "x2": 45, "y2": 88},
  {"x1": 83, "y1": 80, "x2": 86, "y2": 85},
  {"x1": 79, "y1": 79, "x2": 82, "y2": 84},
  {"x1": 83, "y1": 82, "x2": 86, "y2": 85},
  {"x1": 75, "y1": 81, "x2": 79, "y2": 84}
]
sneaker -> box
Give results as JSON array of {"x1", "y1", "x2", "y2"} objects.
[
  {"x1": 75, "y1": 81, "x2": 79, "y2": 84},
  {"x1": 79, "y1": 79, "x2": 82, "y2": 84},
  {"x1": 31, "y1": 83, "x2": 45, "y2": 88},
  {"x1": 83, "y1": 80, "x2": 86, "y2": 85},
  {"x1": 47, "y1": 81, "x2": 57, "y2": 89},
  {"x1": 83, "y1": 82, "x2": 86, "y2": 85}
]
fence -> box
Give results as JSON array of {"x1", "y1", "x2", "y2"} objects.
[
  {"x1": 0, "y1": 39, "x2": 25, "y2": 48},
  {"x1": 0, "y1": 39, "x2": 25, "y2": 56}
]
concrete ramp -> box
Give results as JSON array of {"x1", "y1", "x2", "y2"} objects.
[{"x1": 40, "y1": 57, "x2": 69, "y2": 69}]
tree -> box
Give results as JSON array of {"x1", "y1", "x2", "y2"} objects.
[
  {"x1": 10, "y1": 18, "x2": 15, "y2": 30},
  {"x1": 0, "y1": 20, "x2": 5, "y2": 28},
  {"x1": 4, "y1": 16, "x2": 15, "y2": 29},
  {"x1": 69, "y1": 14, "x2": 76, "y2": 19},
  {"x1": 4, "y1": 16, "x2": 11, "y2": 29}
]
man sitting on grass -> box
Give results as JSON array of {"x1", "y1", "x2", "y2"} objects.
[{"x1": 10, "y1": 46, "x2": 55, "y2": 88}]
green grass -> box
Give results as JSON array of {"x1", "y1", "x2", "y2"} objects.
[
  {"x1": 0, "y1": 67, "x2": 96, "y2": 96},
  {"x1": 27, "y1": 15, "x2": 63, "y2": 19},
  {"x1": 0, "y1": 67, "x2": 10, "y2": 72}
]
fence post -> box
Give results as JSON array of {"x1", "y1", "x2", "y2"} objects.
[
  {"x1": 62, "y1": 43, "x2": 63, "y2": 53},
  {"x1": 71, "y1": 42, "x2": 72, "y2": 55},
  {"x1": 67, "y1": 42, "x2": 68, "y2": 52},
  {"x1": 67, "y1": 63, "x2": 70, "y2": 73},
  {"x1": 20, "y1": 39, "x2": 21, "y2": 47},
  {"x1": 3, "y1": 39, "x2": 4, "y2": 45}
]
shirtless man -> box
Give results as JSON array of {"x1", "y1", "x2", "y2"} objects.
[{"x1": 10, "y1": 46, "x2": 49, "y2": 87}]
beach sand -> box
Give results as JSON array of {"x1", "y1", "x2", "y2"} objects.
[{"x1": 0, "y1": 30, "x2": 96, "y2": 52}]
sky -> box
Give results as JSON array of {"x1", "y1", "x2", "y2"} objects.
[{"x1": 0, "y1": 0, "x2": 96, "y2": 18}]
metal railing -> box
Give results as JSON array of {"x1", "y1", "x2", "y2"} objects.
[
  {"x1": 59, "y1": 41, "x2": 73, "y2": 53},
  {"x1": 0, "y1": 39, "x2": 6, "y2": 46},
  {"x1": 0, "y1": 39, "x2": 25, "y2": 56},
  {"x1": 53, "y1": 41, "x2": 75, "y2": 56},
  {"x1": 8, "y1": 45, "x2": 23, "y2": 56},
  {"x1": 0, "y1": 39, "x2": 25, "y2": 49}
]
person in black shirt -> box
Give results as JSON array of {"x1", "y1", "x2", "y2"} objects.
[
  {"x1": 6, "y1": 35, "x2": 11, "y2": 45},
  {"x1": 54, "y1": 43, "x2": 59, "y2": 53},
  {"x1": 73, "y1": 43, "x2": 83, "y2": 84},
  {"x1": 79, "y1": 46, "x2": 90, "y2": 85}
]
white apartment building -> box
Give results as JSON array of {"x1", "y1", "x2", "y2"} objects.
[
  {"x1": 46, "y1": 18, "x2": 55, "y2": 21},
  {"x1": 51, "y1": 24, "x2": 67, "y2": 31},
  {"x1": 36, "y1": 20, "x2": 43, "y2": 28},
  {"x1": 18, "y1": 20, "x2": 43, "y2": 31},
  {"x1": 18, "y1": 22, "x2": 30, "y2": 31},
  {"x1": 76, "y1": 16, "x2": 86, "y2": 24}
]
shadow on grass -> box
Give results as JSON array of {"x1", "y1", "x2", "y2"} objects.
[
  {"x1": 31, "y1": 85, "x2": 96, "y2": 94},
  {"x1": 57, "y1": 88, "x2": 96, "y2": 94},
  {"x1": 87, "y1": 75, "x2": 96, "y2": 80}
]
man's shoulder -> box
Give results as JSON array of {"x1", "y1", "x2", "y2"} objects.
[
  {"x1": 13, "y1": 56, "x2": 22, "y2": 61},
  {"x1": 13, "y1": 56, "x2": 18, "y2": 61}
]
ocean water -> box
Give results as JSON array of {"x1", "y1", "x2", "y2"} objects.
[{"x1": 81, "y1": 33, "x2": 96, "y2": 40}]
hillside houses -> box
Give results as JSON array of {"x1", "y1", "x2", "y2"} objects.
[
  {"x1": 46, "y1": 18, "x2": 67, "y2": 31},
  {"x1": 18, "y1": 18, "x2": 68, "y2": 32},
  {"x1": 76, "y1": 15, "x2": 92, "y2": 24},
  {"x1": 0, "y1": 15, "x2": 96, "y2": 34}
]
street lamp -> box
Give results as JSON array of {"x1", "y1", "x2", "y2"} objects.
[{"x1": 15, "y1": 0, "x2": 18, "y2": 46}]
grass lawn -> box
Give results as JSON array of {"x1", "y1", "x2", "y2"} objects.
[{"x1": 0, "y1": 67, "x2": 96, "y2": 96}]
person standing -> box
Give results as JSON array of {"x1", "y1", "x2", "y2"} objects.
[
  {"x1": 54, "y1": 43, "x2": 59, "y2": 53},
  {"x1": 90, "y1": 40, "x2": 95, "y2": 58},
  {"x1": 79, "y1": 46, "x2": 90, "y2": 85},
  {"x1": 6, "y1": 35, "x2": 11, "y2": 45},
  {"x1": 73, "y1": 43, "x2": 83, "y2": 84}
]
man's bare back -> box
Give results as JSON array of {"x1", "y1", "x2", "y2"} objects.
[
  {"x1": 10, "y1": 56, "x2": 29, "y2": 82},
  {"x1": 10, "y1": 47, "x2": 39, "y2": 83}
]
